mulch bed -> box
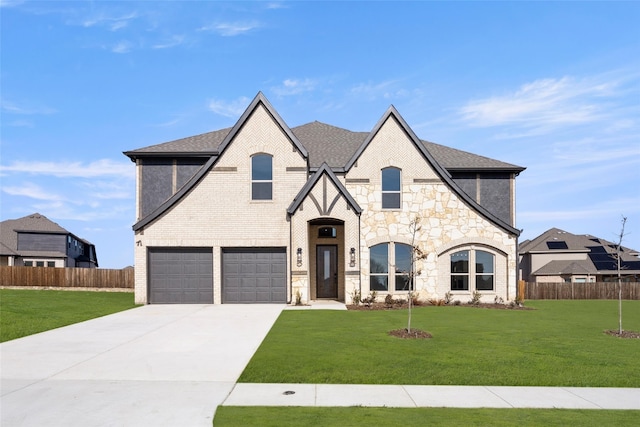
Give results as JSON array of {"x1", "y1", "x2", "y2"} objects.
[
  {"x1": 604, "y1": 330, "x2": 640, "y2": 339},
  {"x1": 389, "y1": 328, "x2": 433, "y2": 339},
  {"x1": 347, "y1": 302, "x2": 531, "y2": 311}
]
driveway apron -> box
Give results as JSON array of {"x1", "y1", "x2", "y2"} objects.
[{"x1": 1, "y1": 304, "x2": 284, "y2": 427}]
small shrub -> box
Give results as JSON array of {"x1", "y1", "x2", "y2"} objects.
[
  {"x1": 385, "y1": 293, "x2": 394, "y2": 307},
  {"x1": 295, "y1": 289, "x2": 303, "y2": 306},
  {"x1": 409, "y1": 291, "x2": 423, "y2": 306},
  {"x1": 469, "y1": 290, "x2": 481, "y2": 306},
  {"x1": 362, "y1": 290, "x2": 378, "y2": 306},
  {"x1": 350, "y1": 288, "x2": 362, "y2": 306},
  {"x1": 453, "y1": 300, "x2": 461, "y2": 306},
  {"x1": 494, "y1": 295, "x2": 504, "y2": 305},
  {"x1": 444, "y1": 291, "x2": 453, "y2": 305}
]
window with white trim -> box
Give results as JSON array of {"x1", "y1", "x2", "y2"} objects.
[
  {"x1": 381, "y1": 167, "x2": 401, "y2": 209},
  {"x1": 450, "y1": 249, "x2": 494, "y2": 291},
  {"x1": 370, "y1": 242, "x2": 413, "y2": 292},
  {"x1": 251, "y1": 154, "x2": 272, "y2": 200}
]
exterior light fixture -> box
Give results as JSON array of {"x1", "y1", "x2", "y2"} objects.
[
  {"x1": 296, "y1": 247, "x2": 303, "y2": 267},
  {"x1": 350, "y1": 247, "x2": 356, "y2": 267}
]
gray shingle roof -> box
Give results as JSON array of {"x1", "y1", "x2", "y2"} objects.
[
  {"x1": 521, "y1": 227, "x2": 640, "y2": 274},
  {"x1": 532, "y1": 259, "x2": 597, "y2": 276},
  {"x1": 0, "y1": 213, "x2": 69, "y2": 255},
  {"x1": 125, "y1": 121, "x2": 524, "y2": 171},
  {"x1": 125, "y1": 127, "x2": 231, "y2": 155}
]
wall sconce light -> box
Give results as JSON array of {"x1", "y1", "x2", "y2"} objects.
[
  {"x1": 136, "y1": 240, "x2": 142, "y2": 247},
  {"x1": 350, "y1": 247, "x2": 356, "y2": 267},
  {"x1": 296, "y1": 247, "x2": 303, "y2": 267}
]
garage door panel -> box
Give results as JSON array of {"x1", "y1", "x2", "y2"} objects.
[
  {"x1": 222, "y1": 248, "x2": 286, "y2": 303},
  {"x1": 148, "y1": 248, "x2": 213, "y2": 304}
]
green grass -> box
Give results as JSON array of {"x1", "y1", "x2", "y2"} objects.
[
  {"x1": 239, "y1": 300, "x2": 640, "y2": 387},
  {"x1": 214, "y1": 407, "x2": 640, "y2": 426},
  {"x1": 0, "y1": 289, "x2": 138, "y2": 342}
]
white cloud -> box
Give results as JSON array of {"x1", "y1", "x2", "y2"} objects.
[
  {"x1": 152, "y1": 35, "x2": 186, "y2": 49},
  {"x1": 81, "y1": 11, "x2": 138, "y2": 31},
  {"x1": 198, "y1": 21, "x2": 260, "y2": 36},
  {"x1": 349, "y1": 80, "x2": 407, "y2": 101},
  {"x1": 111, "y1": 40, "x2": 133, "y2": 53},
  {"x1": 0, "y1": 0, "x2": 25, "y2": 8},
  {"x1": 0, "y1": 159, "x2": 133, "y2": 178},
  {"x1": 207, "y1": 96, "x2": 251, "y2": 118},
  {"x1": 272, "y1": 78, "x2": 317, "y2": 96},
  {"x1": 458, "y1": 74, "x2": 634, "y2": 133},
  {"x1": 2, "y1": 182, "x2": 65, "y2": 201},
  {"x1": 1, "y1": 99, "x2": 56, "y2": 115}
]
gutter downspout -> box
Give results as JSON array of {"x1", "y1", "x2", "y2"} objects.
[{"x1": 287, "y1": 214, "x2": 292, "y2": 305}]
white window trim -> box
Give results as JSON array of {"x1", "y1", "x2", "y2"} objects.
[
  {"x1": 381, "y1": 167, "x2": 401, "y2": 210},
  {"x1": 450, "y1": 248, "x2": 496, "y2": 293}
]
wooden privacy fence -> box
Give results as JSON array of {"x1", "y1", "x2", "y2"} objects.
[
  {"x1": 0, "y1": 266, "x2": 134, "y2": 290},
  {"x1": 523, "y1": 281, "x2": 640, "y2": 300}
]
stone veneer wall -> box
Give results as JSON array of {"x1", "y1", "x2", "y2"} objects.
[{"x1": 345, "y1": 115, "x2": 517, "y2": 302}]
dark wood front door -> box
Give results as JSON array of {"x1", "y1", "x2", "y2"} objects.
[{"x1": 316, "y1": 245, "x2": 338, "y2": 298}]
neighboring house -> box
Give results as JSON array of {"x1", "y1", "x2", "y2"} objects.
[
  {"x1": 519, "y1": 228, "x2": 640, "y2": 283},
  {"x1": 0, "y1": 213, "x2": 99, "y2": 268},
  {"x1": 124, "y1": 92, "x2": 525, "y2": 305}
]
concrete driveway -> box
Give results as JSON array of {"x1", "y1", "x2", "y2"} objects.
[{"x1": 1, "y1": 304, "x2": 284, "y2": 426}]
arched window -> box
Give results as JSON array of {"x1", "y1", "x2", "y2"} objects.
[
  {"x1": 370, "y1": 242, "x2": 413, "y2": 292},
  {"x1": 450, "y1": 249, "x2": 495, "y2": 291},
  {"x1": 251, "y1": 154, "x2": 272, "y2": 200},
  {"x1": 381, "y1": 167, "x2": 401, "y2": 209}
]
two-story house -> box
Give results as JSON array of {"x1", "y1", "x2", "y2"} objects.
[
  {"x1": 124, "y1": 92, "x2": 524, "y2": 305},
  {"x1": 519, "y1": 228, "x2": 640, "y2": 283},
  {"x1": 0, "y1": 213, "x2": 99, "y2": 268}
]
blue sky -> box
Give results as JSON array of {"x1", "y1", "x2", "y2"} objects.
[{"x1": 1, "y1": 1, "x2": 638, "y2": 268}]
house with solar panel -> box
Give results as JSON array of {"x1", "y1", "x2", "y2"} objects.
[
  {"x1": 124, "y1": 92, "x2": 525, "y2": 305},
  {"x1": 519, "y1": 228, "x2": 640, "y2": 283}
]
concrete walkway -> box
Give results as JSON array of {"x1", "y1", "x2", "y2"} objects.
[
  {"x1": 2, "y1": 302, "x2": 639, "y2": 427},
  {"x1": 1, "y1": 304, "x2": 284, "y2": 427},
  {"x1": 222, "y1": 383, "x2": 640, "y2": 410}
]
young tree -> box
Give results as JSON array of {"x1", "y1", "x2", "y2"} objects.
[
  {"x1": 405, "y1": 216, "x2": 428, "y2": 333},
  {"x1": 614, "y1": 216, "x2": 627, "y2": 334}
]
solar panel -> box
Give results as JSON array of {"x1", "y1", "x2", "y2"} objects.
[{"x1": 547, "y1": 241, "x2": 568, "y2": 250}]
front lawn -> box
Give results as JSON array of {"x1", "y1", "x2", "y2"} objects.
[
  {"x1": 0, "y1": 289, "x2": 137, "y2": 342},
  {"x1": 214, "y1": 407, "x2": 640, "y2": 427},
  {"x1": 239, "y1": 300, "x2": 640, "y2": 387}
]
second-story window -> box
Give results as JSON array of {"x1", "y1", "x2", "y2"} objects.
[
  {"x1": 252, "y1": 154, "x2": 272, "y2": 200},
  {"x1": 382, "y1": 167, "x2": 401, "y2": 209}
]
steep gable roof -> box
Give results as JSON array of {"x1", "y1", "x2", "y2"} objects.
[
  {"x1": 126, "y1": 119, "x2": 524, "y2": 173},
  {"x1": 344, "y1": 106, "x2": 520, "y2": 235},
  {"x1": 132, "y1": 92, "x2": 308, "y2": 231},
  {"x1": 287, "y1": 163, "x2": 362, "y2": 216}
]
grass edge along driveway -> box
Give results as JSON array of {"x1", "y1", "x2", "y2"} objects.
[
  {"x1": 0, "y1": 289, "x2": 138, "y2": 342},
  {"x1": 239, "y1": 300, "x2": 640, "y2": 387},
  {"x1": 214, "y1": 407, "x2": 640, "y2": 427}
]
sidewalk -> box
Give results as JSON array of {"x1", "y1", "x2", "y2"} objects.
[{"x1": 223, "y1": 383, "x2": 640, "y2": 410}]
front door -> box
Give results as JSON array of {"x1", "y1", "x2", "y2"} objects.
[{"x1": 316, "y1": 245, "x2": 338, "y2": 298}]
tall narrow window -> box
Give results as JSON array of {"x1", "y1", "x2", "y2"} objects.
[
  {"x1": 381, "y1": 167, "x2": 401, "y2": 209},
  {"x1": 252, "y1": 154, "x2": 272, "y2": 200},
  {"x1": 475, "y1": 250, "x2": 494, "y2": 290},
  {"x1": 370, "y1": 244, "x2": 389, "y2": 291},
  {"x1": 451, "y1": 250, "x2": 469, "y2": 290},
  {"x1": 395, "y1": 243, "x2": 412, "y2": 291}
]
